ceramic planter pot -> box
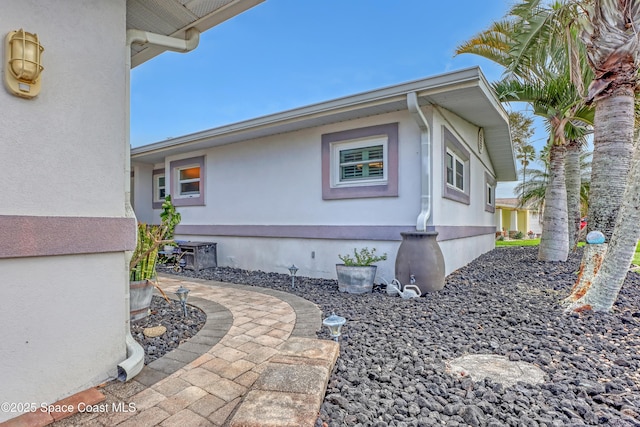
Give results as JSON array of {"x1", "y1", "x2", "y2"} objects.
[
  {"x1": 336, "y1": 264, "x2": 377, "y2": 294},
  {"x1": 130, "y1": 279, "x2": 154, "y2": 321},
  {"x1": 395, "y1": 231, "x2": 445, "y2": 294}
]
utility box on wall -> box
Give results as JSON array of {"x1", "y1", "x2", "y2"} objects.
[{"x1": 179, "y1": 241, "x2": 217, "y2": 272}]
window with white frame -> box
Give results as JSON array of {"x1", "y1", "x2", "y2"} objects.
[
  {"x1": 333, "y1": 137, "x2": 387, "y2": 187},
  {"x1": 170, "y1": 156, "x2": 205, "y2": 207},
  {"x1": 175, "y1": 165, "x2": 201, "y2": 197},
  {"x1": 485, "y1": 171, "x2": 496, "y2": 213},
  {"x1": 152, "y1": 169, "x2": 165, "y2": 209},
  {"x1": 321, "y1": 123, "x2": 399, "y2": 200},
  {"x1": 154, "y1": 174, "x2": 166, "y2": 201},
  {"x1": 442, "y1": 126, "x2": 470, "y2": 205},
  {"x1": 445, "y1": 149, "x2": 465, "y2": 191}
]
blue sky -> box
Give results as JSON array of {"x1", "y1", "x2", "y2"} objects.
[{"x1": 130, "y1": 0, "x2": 547, "y2": 197}]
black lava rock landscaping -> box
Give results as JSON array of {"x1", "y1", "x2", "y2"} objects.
[
  {"x1": 131, "y1": 295, "x2": 206, "y2": 365},
  {"x1": 166, "y1": 247, "x2": 640, "y2": 426}
]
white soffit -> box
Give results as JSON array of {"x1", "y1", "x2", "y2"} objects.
[{"x1": 127, "y1": 0, "x2": 264, "y2": 67}]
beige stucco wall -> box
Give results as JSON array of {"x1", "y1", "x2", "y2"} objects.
[{"x1": 0, "y1": 1, "x2": 128, "y2": 422}]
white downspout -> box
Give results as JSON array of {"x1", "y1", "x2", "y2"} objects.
[
  {"x1": 407, "y1": 92, "x2": 432, "y2": 231},
  {"x1": 118, "y1": 27, "x2": 200, "y2": 381}
]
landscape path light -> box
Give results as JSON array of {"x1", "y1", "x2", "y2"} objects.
[
  {"x1": 288, "y1": 264, "x2": 299, "y2": 289},
  {"x1": 174, "y1": 285, "x2": 190, "y2": 317},
  {"x1": 323, "y1": 313, "x2": 346, "y2": 341}
]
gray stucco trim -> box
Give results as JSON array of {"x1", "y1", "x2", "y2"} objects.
[
  {"x1": 442, "y1": 126, "x2": 471, "y2": 205},
  {"x1": 0, "y1": 215, "x2": 136, "y2": 259},
  {"x1": 170, "y1": 156, "x2": 205, "y2": 207},
  {"x1": 152, "y1": 168, "x2": 165, "y2": 210},
  {"x1": 175, "y1": 224, "x2": 496, "y2": 242},
  {"x1": 321, "y1": 123, "x2": 399, "y2": 200}
]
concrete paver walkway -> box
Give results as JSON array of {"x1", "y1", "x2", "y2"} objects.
[{"x1": 3, "y1": 275, "x2": 338, "y2": 427}]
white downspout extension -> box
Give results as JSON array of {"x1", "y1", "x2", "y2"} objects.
[
  {"x1": 118, "y1": 27, "x2": 200, "y2": 382},
  {"x1": 407, "y1": 92, "x2": 432, "y2": 231}
]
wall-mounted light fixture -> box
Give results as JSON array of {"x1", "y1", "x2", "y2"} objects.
[{"x1": 4, "y1": 29, "x2": 44, "y2": 99}]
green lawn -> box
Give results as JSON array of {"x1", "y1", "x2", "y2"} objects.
[
  {"x1": 497, "y1": 238, "x2": 640, "y2": 267},
  {"x1": 633, "y1": 242, "x2": 640, "y2": 267},
  {"x1": 495, "y1": 238, "x2": 540, "y2": 247}
]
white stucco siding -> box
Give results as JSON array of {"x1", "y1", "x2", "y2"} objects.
[
  {"x1": 1, "y1": 1, "x2": 128, "y2": 422},
  {"x1": 163, "y1": 112, "x2": 422, "y2": 227},
  {"x1": 439, "y1": 233, "x2": 495, "y2": 275},
  {"x1": 431, "y1": 108, "x2": 497, "y2": 228},
  {"x1": 0, "y1": 255, "x2": 126, "y2": 421},
  {"x1": 182, "y1": 234, "x2": 400, "y2": 281},
  {"x1": 1, "y1": 1, "x2": 126, "y2": 217},
  {"x1": 132, "y1": 100, "x2": 507, "y2": 282}
]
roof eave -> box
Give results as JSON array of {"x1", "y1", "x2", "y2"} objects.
[{"x1": 132, "y1": 67, "x2": 516, "y2": 180}]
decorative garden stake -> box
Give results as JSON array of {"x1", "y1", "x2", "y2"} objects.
[
  {"x1": 174, "y1": 285, "x2": 190, "y2": 317},
  {"x1": 323, "y1": 313, "x2": 346, "y2": 341},
  {"x1": 288, "y1": 264, "x2": 299, "y2": 289}
]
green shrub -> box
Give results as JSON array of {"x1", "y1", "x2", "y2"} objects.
[
  {"x1": 339, "y1": 247, "x2": 387, "y2": 266},
  {"x1": 514, "y1": 231, "x2": 525, "y2": 240},
  {"x1": 496, "y1": 235, "x2": 505, "y2": 241}
]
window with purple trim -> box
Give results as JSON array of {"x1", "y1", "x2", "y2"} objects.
[
  {"x1": 441, "y1": 126, "x2": 470, "y2": 205},
  {"x1": 152, "y1": 169, "x2": 165, "y2": 209},
  {"x1": 485, "y1": 171, "x2": 496, "y2": 213},
  {"x1": 321, "y1": 122, "x2": 398, "y2": 200},
  {"x1": 333, "y1": 137, "x2": 388, "y2": 188},
  {"x1": 170, "y1": 156, "x2": 205, "y2": 207}
]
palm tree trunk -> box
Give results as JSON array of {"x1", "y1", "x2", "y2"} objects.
[
  {"x1": 566, "y1": 132, "x2": 640, "y2": 312},
  {"x1": 565, "y1": 139, "x2": 581, "y2": 249},
  {"x1": 538, "y1": 144, "x2": 569, "y2": 262},
  {"x1": 566, "y1": 91, "x2": 634, "y2": 300},
  {"x1": 586, "y1": 94, "x2": 634, "y2": 238}
]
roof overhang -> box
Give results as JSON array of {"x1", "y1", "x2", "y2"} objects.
[
  {"x1": 132, "y1": 66, "x2": 517, "y2": 181},
  {"x1": 127, "y1": 0, "x2": 265, "y2": 68}
]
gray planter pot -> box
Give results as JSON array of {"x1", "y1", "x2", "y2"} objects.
[
  {"x1": 336, "y1": 264, "x2": 377, "y2": 294},
  {"x1": 130, "y1": 279, "x2": 154, "y2": 322}
]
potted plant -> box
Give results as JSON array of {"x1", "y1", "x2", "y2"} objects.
[
  {"x1": 129, "y1": 196, "x2": 178, "y2": 321},
  {"x1": 129, "y1": 222, "x2": 171, "y2": 321},
  {"x1": 159, "y1": 195, "x2": 181, "y2": 253},
  {"x1": 336, "y1": 247, "x2": 387, "y2": 294}
]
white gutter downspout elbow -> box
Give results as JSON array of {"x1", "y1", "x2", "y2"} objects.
[
  {"x1": 126, "y1": 28, "x2": 200, "y2": 53},
  {"x1": 407, "y1": 92, "x2": 432, "y2": 232},
  {"x1": 118, "y1": 27, "x2": 200, "y2": 382}
]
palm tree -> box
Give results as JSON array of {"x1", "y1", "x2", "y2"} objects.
[
  {"x1": 564, "y1": 0, "x2": 640, "y2": 312},
  {"x1": 492, "y1": 73, "x2": 593, "y2": 261},
  {"x1": 509, "y1": 111, "x2": 536, "y2": 200},
  {"x1": 514, "y1": 150, "x2": 591, "y2": 227},
  {"x1": 456, "y1": 0, "x2": 594, "y2": 261}
]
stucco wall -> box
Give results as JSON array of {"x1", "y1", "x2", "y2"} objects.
[
  {"x1": 0, "y1": 1, "x2": 128, "y2": 421},
  {"x1": 163, "y1": 111, "x2": 421, "y2": 227},
  {"x1": 430, "y1": 107, "x2": 497, "y2": 228},
  {"x1": 134, "y1": 105, "x2": 500, "y2": 278}
]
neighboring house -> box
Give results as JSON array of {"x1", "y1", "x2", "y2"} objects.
[
  {"x1": 495, "y1": 198, "x2": 542, "y2": 237},
  {"x1": 0, "y1": 0, "x2": 263, "y2": 423},
  {"x1": 132, "y1": 67, "x2": 516, "y2": 281}
]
